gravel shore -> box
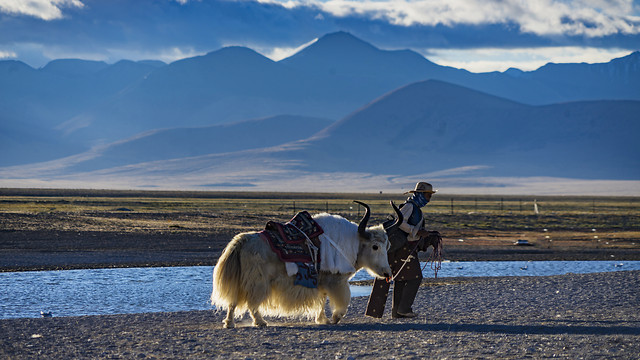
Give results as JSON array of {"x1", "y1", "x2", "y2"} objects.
[{"x1": 1, "y1": 270, "x2": 638, "y2": 359}]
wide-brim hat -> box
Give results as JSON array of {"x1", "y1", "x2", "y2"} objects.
[{"x1": 404, "y1": 182, "x2": 437, "y2": 194}]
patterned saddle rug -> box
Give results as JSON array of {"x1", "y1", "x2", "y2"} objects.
[{"x1": 258, "y1": 211, "x2": 324, "y2": 288}]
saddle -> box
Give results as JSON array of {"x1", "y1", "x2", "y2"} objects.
[{"x1": 258, "y1": 211, "x2": 324, "y2": 288}]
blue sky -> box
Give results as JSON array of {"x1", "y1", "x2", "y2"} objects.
[{"x1": 1, "y1": 0, "x2": 638, "y2": 72}]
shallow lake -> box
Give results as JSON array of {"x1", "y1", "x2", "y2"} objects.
[{"x1": 1, "y1": 261, "x2": 638, "y2": 319}]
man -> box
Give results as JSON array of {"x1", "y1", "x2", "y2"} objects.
[
  {"x1": 365, "y1": 181, "x2": 439, "y2": 318},
  {"x1": 391, "y1": 181, "x2": 436, "y2": 317}
]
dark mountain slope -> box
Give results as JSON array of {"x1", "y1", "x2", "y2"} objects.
[
  {"x1": 59, "y1": 115, "x2": 333, "y2": 172},
  {"x1": 281, "y1": 80, "x2": 640, "y2": 179}
]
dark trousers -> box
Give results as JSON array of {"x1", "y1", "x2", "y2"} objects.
[{"x1": 392, "y1": 277, "x2": 422, "y2": 315}]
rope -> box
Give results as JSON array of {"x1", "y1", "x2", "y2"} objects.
[
  {"x1": 388, "y1": 233, "x2": 444, "y2": 282},
  {"x1": 288, "y1": 222, "x2": 319, "y2": 266},
  {"x1": 324, "y1": 234, "x2": 356, "y2": 265},
  {"x1": 289, "y1": 221, "x2": 360, "y2": 274},
  {"x1": 387, "y1": 242, "x2": 421, "y2": 283},
  {"x1": 425, "y1": 234, "x2": 444, "y2": 278}
]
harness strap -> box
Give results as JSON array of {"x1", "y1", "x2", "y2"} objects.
[
  {"x1": 288, "y1": 222, "x2": 319, "y2": 266},
  {"x1": 324, "y1": 235, "x2": 356, "y2": 266}
]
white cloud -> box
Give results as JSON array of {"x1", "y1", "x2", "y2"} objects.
[
  {"x1": 173, "y1": 0, "x2": 203, "y2": 4},
  {"x1": 218, "y1": 37, "x2": 320, "y2": 61},
  {"x1": 107, "y1": 46, "x2": 204, "y2": 65},
  {"x1": 0, "y1": 0, "x2": 84, "y2": 21},
  {"x1": 0, "y1": 50, "x2": 17, "y2": 59},
  {"x1": 40, "y1": 47, "x2": 107, "y2": 63},
  {"x1": 256, "y1": 38, "x2": 319, "y2": 61},
  {"x1": 262, "y1": 0, "x2": 640, "y2": 37},
  {"x1": 422, "y1": 46, "x2": 635, "y2": 72},
  {"x1": 255, "y1": 0, "x2": 302, "y2": 9}
]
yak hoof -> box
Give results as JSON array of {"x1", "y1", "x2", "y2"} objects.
[
  {"x1": 254, "y1": 320, "x2": 268, "y2": 327},
  {"x1": 223, "y1": 320, "x2": 235, "y2": 329},
  {"x1": 316, "y1": 317, "x2": 331, "y2": 325}
]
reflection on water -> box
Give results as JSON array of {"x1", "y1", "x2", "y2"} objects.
[
  {"x1": 349, "y1": 260, "x2": 640, "y2": 281},
  {"x1": 0, "y1": 267, "x2": 212, "y2": 319},
  {"x1": 1, "y1": 261, "x2": 638, "y2": 319}
]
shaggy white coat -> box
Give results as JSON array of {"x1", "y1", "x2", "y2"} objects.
[
  {"x1": 315, "y1": 213, "x2": 360, "y2": 274},
  {"x1": 211, "y1": 212, "x2": 391, "y2": 328}
]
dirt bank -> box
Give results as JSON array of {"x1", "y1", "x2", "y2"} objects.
[
  {"x1": 2, "y1": 229, "x2": 640, "y2": 272},
  {"x1": 2, "y1": 199, "x2": 639, "y2": 271}
]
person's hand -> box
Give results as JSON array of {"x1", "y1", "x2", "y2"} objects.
[
  {"x1": 417, "y1": 229, "x2": 430, "y2": 237},
  {"x1": 417, "y1": 237, "x2": 428, "y2": 251},
  {"x1": 417, "y1": 230, "x2": 442, "y2": 251}
]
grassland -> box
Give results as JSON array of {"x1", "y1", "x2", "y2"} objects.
[{"x1": 1, "y1": 188, "x2": 639, "y2": 271}]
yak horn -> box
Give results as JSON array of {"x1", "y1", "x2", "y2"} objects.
[
  {"x1": 353, "y1": 200, "x2": 372, "y2": 240},
  {"x1": 386, "y1": 200, "x2": 403, "y2": 229}
]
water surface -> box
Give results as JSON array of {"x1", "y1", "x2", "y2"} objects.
[{"x1": 1, "y1": 261, "x2": 637, "y2": 319}]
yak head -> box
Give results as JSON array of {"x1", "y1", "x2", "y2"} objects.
[{"x1": 353, "y1": 200, "x2": 402, "y2": 280}]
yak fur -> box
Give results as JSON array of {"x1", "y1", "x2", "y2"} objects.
[{"x1": 211, "y1": 212, "x2": 392, "y2": 328}]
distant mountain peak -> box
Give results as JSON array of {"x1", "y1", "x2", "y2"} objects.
[
  {"x1": 209, "y1": 45, "x2": 266, "y2": 56},
  {"x1": 368, "y1": 79, "x2": 525, "y2": 111},
  {"x1": 137, "y1": 60, "x2": 166, "y2": 68},
  {"x1": 204, "y1": 46, "x2": 275, "y2": 64},
  {"x1": 613, "y1": 50, "x2": 640, "y2": 65},
  {"x1": 504, "y1": 67, "x2": 526, "y2": 77},
  {"x1": 316, "y1": 31, "x2": 376, "y2": 48},
  {"x1": 40, "y1": 59, "x2": 109, "y2": 76},
  {"x1": 0, "y1": 60, "x2": 35, "y2": 73},
  {"x1": 280, "y1": 31, "x2": 439, "y2": 80},
  {"x1": 167, "y1": 45, "x2": 274, "y2": 71},
  {"x1": 285, "y1": 31, "x2": 379, "y2": 61}
]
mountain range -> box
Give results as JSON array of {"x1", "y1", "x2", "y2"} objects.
[
  {"x1": 1, "y1": 32, "x2": 638, "y2": 194},
  {"x1": 288, "y1": 80, "x2": 640, "y2": 179}
]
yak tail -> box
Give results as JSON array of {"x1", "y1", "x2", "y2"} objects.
[{"x1": 211, "y1": 234, "x2": 245, "y2": 310}]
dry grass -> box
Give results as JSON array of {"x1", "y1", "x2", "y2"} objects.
[
  {"x1": 1, "y1": 189, "x2": 639, "y2": 270},
  {"x1": 1, "y1": 189, "x2": 638, "y2": 240}
]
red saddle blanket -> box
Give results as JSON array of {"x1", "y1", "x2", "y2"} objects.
[
  {"x1": 259, "y1": 211, "x2": 324, "y2": 263},
  {"x1": 258, "y1": 211, "x2": 324, "y2": 288}
]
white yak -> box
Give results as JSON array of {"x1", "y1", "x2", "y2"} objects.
[{"x1": 211, "y1": 201, "x2": 403, "y2": 328}]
